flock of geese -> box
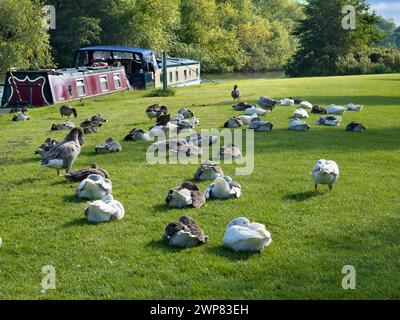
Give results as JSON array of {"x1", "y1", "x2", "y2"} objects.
[{"x1": 5, "y1": 84, "x2": 365, "y2": 253}]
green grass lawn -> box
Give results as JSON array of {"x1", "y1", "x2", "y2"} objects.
[{"x1": 0, "y1": 74, "x2": 399, "y2": 299}]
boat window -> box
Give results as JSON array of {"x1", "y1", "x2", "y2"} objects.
[
  {"x1": 169, "y1": 72, "x2": 173, "y2": 83},
  {"x1": 76, "y1": 52, "x2": 88, "y2": 67},
  {"x1": 100, "y1": 75, "x2": 109, "y2": 91},
  {"x1": 189, "y1": 69, "x2": 192, "y2": 78},
  {"x1": 113, "y1": 52, "x2": 133, "y2": 60},
  {"x1": 93, "y1": 51, "x2": 112, "y2": 60},
  {"x1": 76, "y1": 79, "x2": 86, "y2": 96},
  {"x1": 114, "y1": 74, "x2": 122, "y2": 89},
  {"x1": 184, "y1": 70, "x2": 188, "y2": 80},
  {"x1": 176, "y1": 71, "x2": 179, "y2": 82}
]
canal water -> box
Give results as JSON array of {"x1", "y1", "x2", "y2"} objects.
[{"x1": 201, "y1": 71, "x2": 285, "y2": 83}]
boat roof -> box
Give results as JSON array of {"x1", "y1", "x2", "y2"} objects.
[{"x1": 78, "y1": 46, "x2": 154, "y2": 55}]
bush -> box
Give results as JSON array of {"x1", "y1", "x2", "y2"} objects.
[{"x1": 144, "y1": 88, "x2": 176, "y2": 97}]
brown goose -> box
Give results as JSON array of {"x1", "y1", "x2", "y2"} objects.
[
  {"x1": 40, "y1": 127, "x2": 84, "y2": 175},
  {"x1": 224, "y1": 117, "x2": 243, "y2": 128},
  {"x1": 60, "y1": 105, "x2": 78, "y2": 119},
  {"x1": 166, "y1": 182, "x2": 206, "y2": 209},
  {"x1": 194, "y1": 161, "x2": 224, "y2": 181},
  {"x1": 35, "y1": 138, "x2": 59, "y2": 158},
  {"x1": 124, "y1": 128, "x2": 150, "y2": 141},
  {"x1": 219, "y1": 144, "x2": 242, "y2": 159},
  {"x1": 163, "y1": 216, "x2": 208, "y2": 248},
  {"x1": 95, "y1": 138, "x2": 122, "y2": 154},
  {"x1": 64, "y1": 163, "x2": 110, "y2": 182},
  {"x1": 231, "y1": 85, "x2": 240, "y2": 102}
]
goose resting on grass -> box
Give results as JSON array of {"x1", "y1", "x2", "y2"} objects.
[
  {"x1": 222, "y1": 217, "x2": 272, "y2": 252},
  {"x1": 299, "y1": 101, "x2": 313, "y2": 110},
  {"x1": 280, "y1": 98, "x2": 295, "y2": 106},
  {"x1": 35, "y1": 138, "x2": 59, "y2": 158},
  {"x1": 289, "y1": 119, "x2": 311, "y2": 131},
  {"x1": 77, "y1": 174, "x2": 112, "y2": 199},
  {"x1": 40, "y1": 127, "x2": 84, "y2": 175},
  {"x1": 12, "y1": 112, "x2": 30, "y2": 121},
  {"x1": 64, "y1": 163, "x2": 109, "y2": 182},
  {"x1": 185, "y1": 133, "x2": 218, "y2": 147},
  {"x1": 164, "y1": 216, "x2": 208, "y2": 248},
  {"x1": 311, "y1": 105, "x2": 328, "y2": 114},
  {"x1": 124, "y1": 128, "x2": 150, "y2": 141},
  {"x1": 224, "y1": 117, "x2": 243, "y2": 128},
  {"x1": 85, "y1": 195, "x2": 124, "y2": 223},
  {"x1": 346, "y1": 121, "x2": 366, "y2": 132},
  {"x1": 219, "y1": 144, "x2": 242, "y2": 159},
  {"x1": 51, "y1": 120, "x2": 75, "y2": 131},
  {"x1": 312, "y1": 159, "x2": 339, "y2": 193},
  {"x1": 244, "y1": 106, "x2": 269, "y2": 116},
  {"x1": 177, "y1": 108, "x2": 194, "y2": 119},
  {"x1": 249, "y1": 119, "x2": 273, "y2": 132},
  {"x1": 257, "y1": 96, "x2": 279, "y2": 111},
  {"x1": 166, "y1": 182, "x2": 206, "y2": 209},
  {"x1": 293, "y1": 108, "x2": 309, "y2": 119},
  {"x1": 240, "y1": 114, "x2": 260, "y2": 125},
  {"x1": 316, "y1": 116, "x2": 342, "y2": 126},
  {"x1": 327, "y1": 104, "x2": 347, "y2": 115},
  {"x1": 347, "y1": 103, "x2": 363, "y2": 111},
  {"x1": 146, "y1": 104, "x2": 168, "y2": 120},
  {"x1": 233, "y1": 102, "x2": 254, "y2": 111},
  {"x1": 194, "y1": 161, "x2": 224, "y2": 181},
  {"x1": 205, "y1": 176, "x2": 241, "y2": 200},
  {"x1": 95, "y1": 138, "x2": 122, "y2": 154}
]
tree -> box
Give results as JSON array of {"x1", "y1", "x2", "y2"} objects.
[
  {"x1": 285, "y1": 0, "x2": 382, "y2": 77},
  {"x1": 0, "y1": 0, "x2": 53, "y2": 71}
]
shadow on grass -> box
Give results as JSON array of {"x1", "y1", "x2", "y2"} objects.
[
  {"x1": 152, "y1": 203, "x2": 174, "y2": 213},
  {"x1": 12, "y1": 176, "x2": 43, "y2": 185},
  {"x1": 62, "y1": 194, "x2": 88, "y2": 204},
  {"x1": 145, "y1": 239, "x2": 191, "y2": 253},
  {"x1": 282, "y1": 191, "x2": 321, "y2": 202},
  {"x1": 207, "y1": 245, "x2": 259, "y2": 261},
  {"x1": 63, "y1": 218, "x2": 89, "y2": 228}
]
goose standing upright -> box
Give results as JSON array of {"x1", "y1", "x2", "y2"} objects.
[
  {"x1": 60, "y1": 105, "x2": 78, "y2": 119},
  {"x1": 312, "y1": 159, "x2": 340, "y2": 193},
  {"x1": 231, "y1": 85, "x2": 241, "y2": 102},
  {"x1": 40, "y1": 127, "x2": 84, "y2": 175}
]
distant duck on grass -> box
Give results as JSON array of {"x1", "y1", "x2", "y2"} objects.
[
  {"x1": 205, "y1": 176, "x2": 241, "y2": 200},
  {"x1": 85, "y1": 195, "x2": 124, "y2": 223},
  {"x1": 347, "y1": 103, "x2": 363, "y2": 111},
  {"x1": 312, "y1": 159, "x2": 339, "y2": 193},
  {"x1": 222, "y1": 217, "x2": 272, "y2": 252},
  {"x1": 163, "y1": 216, "x2": 208, "y2": 248},
  {"x1": 166, "y1": 182, "x2": 206, "y2": 209},
  {"x1": 77, "y1": 174, "x2": 112, "y2": 199},
  {"x1": 231, "y1": 85, "x2": 241, "y2": 102},
  {"x1": 244, "y1": 106, "x2": 269, "y2": 116},
  {"x1": 146, "y1": 104, "x2": 168, "y2": 120}
]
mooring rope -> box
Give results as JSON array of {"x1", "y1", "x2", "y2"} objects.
[{"x1": 9, "y1": 71, "x2": 24, "y2": 104}]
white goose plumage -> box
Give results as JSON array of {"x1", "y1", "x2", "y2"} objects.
[
  {"x1": 293, "y1": 108, "x2": 309, "y2": 119},
  {"x1": 205, "y1": 176, "x2": 241, "y2": 200},
  {"x1": 77, "y1": 174, "x2": 112, "y2": 199},
  {"x1": 327, "y1": 104, "x2": 347, "y2": 115},
  {"x1": 244, "y1": 106, "x2": 269, "y2": 116},
  {"x1": 222, "y1": 217, "x2": 272, "y2": 252},
  {"x1": 85, "y1": 195, "x2": 125, "y2": 223},
  {"x1": 312, "y1": 159, "x2": 340, "y2": 192}
]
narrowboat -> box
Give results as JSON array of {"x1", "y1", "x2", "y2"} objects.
[{"x1": 0, "y1": 46, "x2": 201, "y2": 109}]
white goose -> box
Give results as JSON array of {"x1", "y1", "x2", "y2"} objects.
[
  {"x1": 12, "y1": 112, "x2": 30, "y2": 121},
  {"x1": 84, "y1": 195, "x2": 125, "y2": 223},
  {"x1": 280, "y1": 98, "x2": 295, "y2": 106},
  {"x1": 347, "y1": 103, "x2": 363, "y2": 111},
  {"x1": 222, "y1": 217, "x2": 272, "y2": 252},
  {"x1": 244, "y1": 106, "x2": 269, "y2": 116},
  {"x1": 327, "y1": 104, "x2": 347, "y2": 115},
  {"x1": 312, "y1": 159, "x2": 339, "y2": 193},
  {"x1": 299, "y1": 101, "x2": 313, "y2": 110},
  {"x1": 205, "y1": 176, "x2": 241, "y2": 200},
  {"x1": 77, "y1": 174, "x2": 112, "y2": 200},
  {"x1": 289, "y1": 119, "x2": 311, "y2": 131},
  {"x1": 293, "y1": 108, "x2": 309, "y2": 119},
  {"x1": 240, "y1": 114, "x2": 260, "y2": 125}
]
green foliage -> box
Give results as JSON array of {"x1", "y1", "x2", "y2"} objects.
[
  {"x1": 0, "y1": 0, "x2": 53, "y2": 71},
  {"x1": 376, "y1": 16, "x2": 400, "y2": 48}
]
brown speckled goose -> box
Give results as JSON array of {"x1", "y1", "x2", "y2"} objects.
[
  {"x1": 95, "y1": 138, "x2": 122, "y2": 154},
  {"x1": 163, "y1": 216, "x2": 208, "y2": 248},
  {"x1": 166, "y1": 182, "x2": 206, "y2": 209},
  {"x1": 64, "y1": 163, "x2": 110, "y2": 182}
]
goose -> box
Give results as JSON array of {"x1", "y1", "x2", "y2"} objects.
[
  {"x1": 77, "y1": 174, "x2": 112, "y2": 199},
  {"x1": 346, "y1": 121, "x2": 366, "y2": 132},
  {"x1": 289, "y1": 97, "x2": 303, "y2": 104},
  {"x1": 257, "y1": 96, "x2": 279, "y2": 111},
  {"x1": 289, "y1": 119, "x2": 311, "y2": 131},
  {"x1": 124, "y1": 128, "x2": 150, "y2": 141},
  {"x1": 312, "y1": 159, "x2": 339, "y2": 193},
  {"x1": 233, "y1": 102, "x2": 253, "y2": 111},
  {"x1": 185, "y1": 133, "x2": 218, "y2": 147},
  {"x1": 35, "y1": 138, "x2": 58, "y2": 158},
  {"x1": 220, "y1": 144, "x2": 242, "y2": 159},
  {"x1": 64, "y1": 163, "x2": 109, "y2": 182},
  {"x1": 95, "y1": 138, "x2": 122, "y2": 154},
  {"x1": 166, "y1": 182, "x2": 206, "y2": 209},
  {"x1": 177, "y1": 108, "x2": 195, "y2": 119},
  {"x1": 170, "y1": 144, "x2": 202, "y2": 157},
  {"x1": 155, "y1": 114, "x2": 171, "y2": 126},
  {"x1": 299, "y1": 101, "x2": 313, "y2": 110},
  {"x1": 85, "y1": 195, "x2": 124, "y2": 222},
  {"x1": 280, "y1": 98, "x2": 295, "y2": 106},
  {"x1": 60, "y1": 105, "x2": 78, "y2": 119},
  {"x1": 316, "y1": 116, "x2": 342, "y2": 126},
  {"x1": 51, "y1": 120, "x2": 75, "y2": 131},
  {"x1": 40, "y1": 127, "x2": 84, "y2": 175},
  {"x1": 244, "y1": 106, "x2": 269, "y2": 116},
  {"x1": 222, "y1": 217, "x2": 272, "y2": 252},
  {"x1": 90, "y1": 114, "x2": 108, "y2": 124},
  {"x1": 12, "y1": 112, "x2": 30, "y2": 121},
  {"x1": 327, "y1": 104, "x2": 347, "y2": 115},
  {"x1": 173, "y1": 117, "x2": 200, "y2": 131},
  {"x1": 146, "y1": 104, "x2": 168, "y2": 120},
  {"x1": 152, "y1": 137, "x2": 188, "y2": 152},
  {"x1": 293, "y1": 108, "x2": 309, "y2": 119},
  {"x1": 194, "y1": 161, "x2": 224, "y2": 181},
  {"x1": 224, "y1": 117, "x2": 243, "y2": 128},
  {"x1": 205, "y1": 176, "x2": 241, "y2": 200},
  {"x1": 240, "y1": 114, "x2": 261, "y2": 125},
  {"x1": 80, "y1": 119, "x2": 103, "y2": 132},
  {"x1": 248, "y1": 119, "x2": 273, "y2": 132},
  {"x1": 347, "y1": 103, "x2": 363, "y2": 111},
  {"x1": 163, "y1": 216, "x2": 208, "y2": 248},
  {"x1": 311, "y1": 105, "x2": 327, "y2": 114},
  {"x1": 231, "y1": 85, "x2": 241, "y2": 102}
]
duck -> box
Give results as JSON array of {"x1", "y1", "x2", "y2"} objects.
[
  {"x1": 222, "y1": 217, "x2": 272, "y2": 252},
  {"x1": 299, "y1": 101, "x2": 313, "y2": 110},
  {"x1": 194, "y1": 161, "x2": 224, "y2": 181},
  {"x1": 231, "y1": 85, "x2": 241, "y2": 102},
  {"x1": 312, "y1": 159, "x2": 339, "y2": 193},
  {"x1": 347, "y1": 103, "x2": 363, "y2": 111},
  {"x1": 219, "y1": 144, "x2": 242, "y2": 159},
  {"x1": 35, "y1": 138, "x2": 58, "y2": 158},
  {"x1": 95, "y1": 138, "x2": 122, "y2": 154},
  {"x1": 316, "y1": 116, "x2": 342, "y2": 126},
  {"x1": 280, "y1": 98, "x2": 295, "y2": 106},
  {"x1": 293, "y1": 108, "x2": 309, "y2": 119},
  {"x1": 51, "y1": 120, "x2": 75, "y2": 131},
  {"x1": 146, "y1": 104, "x2": 168, "y2": 120},
  {"x1": 90, "y1": 114, "x2": 108, "y2": 124},
  {"x1": 327, "y1": 104, "x2": 347, "y2": 115},
  {"x1": 240, "y1": 114, "x2": 260, "y2": 125},
  {"x1": 311, "y1": 105, "x2": 327, "y2": 114},
  {"x1": 12, "y1": 111, "x2": 30, "y2": 121},
  {"x1": 224, "y1": 117, "x2": 243, "y2": 128},
  {"x1": 205, "y1": 176, "x2": 241, "y2": 200},
  {"x1": 166, "y1": 182, "x2": 206, "y2": 209},
  {"x1": 185, "y1": 133, "x2": 218, "y2": 147},
  {"x1": 346, "y1": 121, "x2": 366, "y2": 132},
  {"x1": 244, "y1": 106, "x2": 269, "y2": 116},
  {"x1": 232, "y1": 102, "x2": 253, "y2": 111},
  {"x1": 289, "y1": 97, "x2": 303, "y2": 104},
  {"x1": 60, "y1": 105, "x2": 78, "y2": 119},
  {"x1": 177, "y1": 108, "x2": 194, "y2": 119},
  {"x1": 77, "y1": 174, "x2": 112, "y2": 199},
  {"x1": 163, "y1": 216, "x2": 208, "y2": 248},
  {"x1": 40, "y1": 127, "x2": 84, "y2": 175},
  {"x1": 124, "y1": 128, "x2": 150, "y2": 141},
  {"x1": 289, "y1": 119, "x2": 311, "y2": 131},
  {"x1": 248, "y1": 119, "x2": 273, "y2": 132},
  {"x1": 84, "y1": 195, "x2": 124, "y2": 223},
  {"x1": 257, "y1": 96, "x2": 279, "y2": 111},
  {"x1": 64, "y1": 163, "x2": 109, "y2": 182}
]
